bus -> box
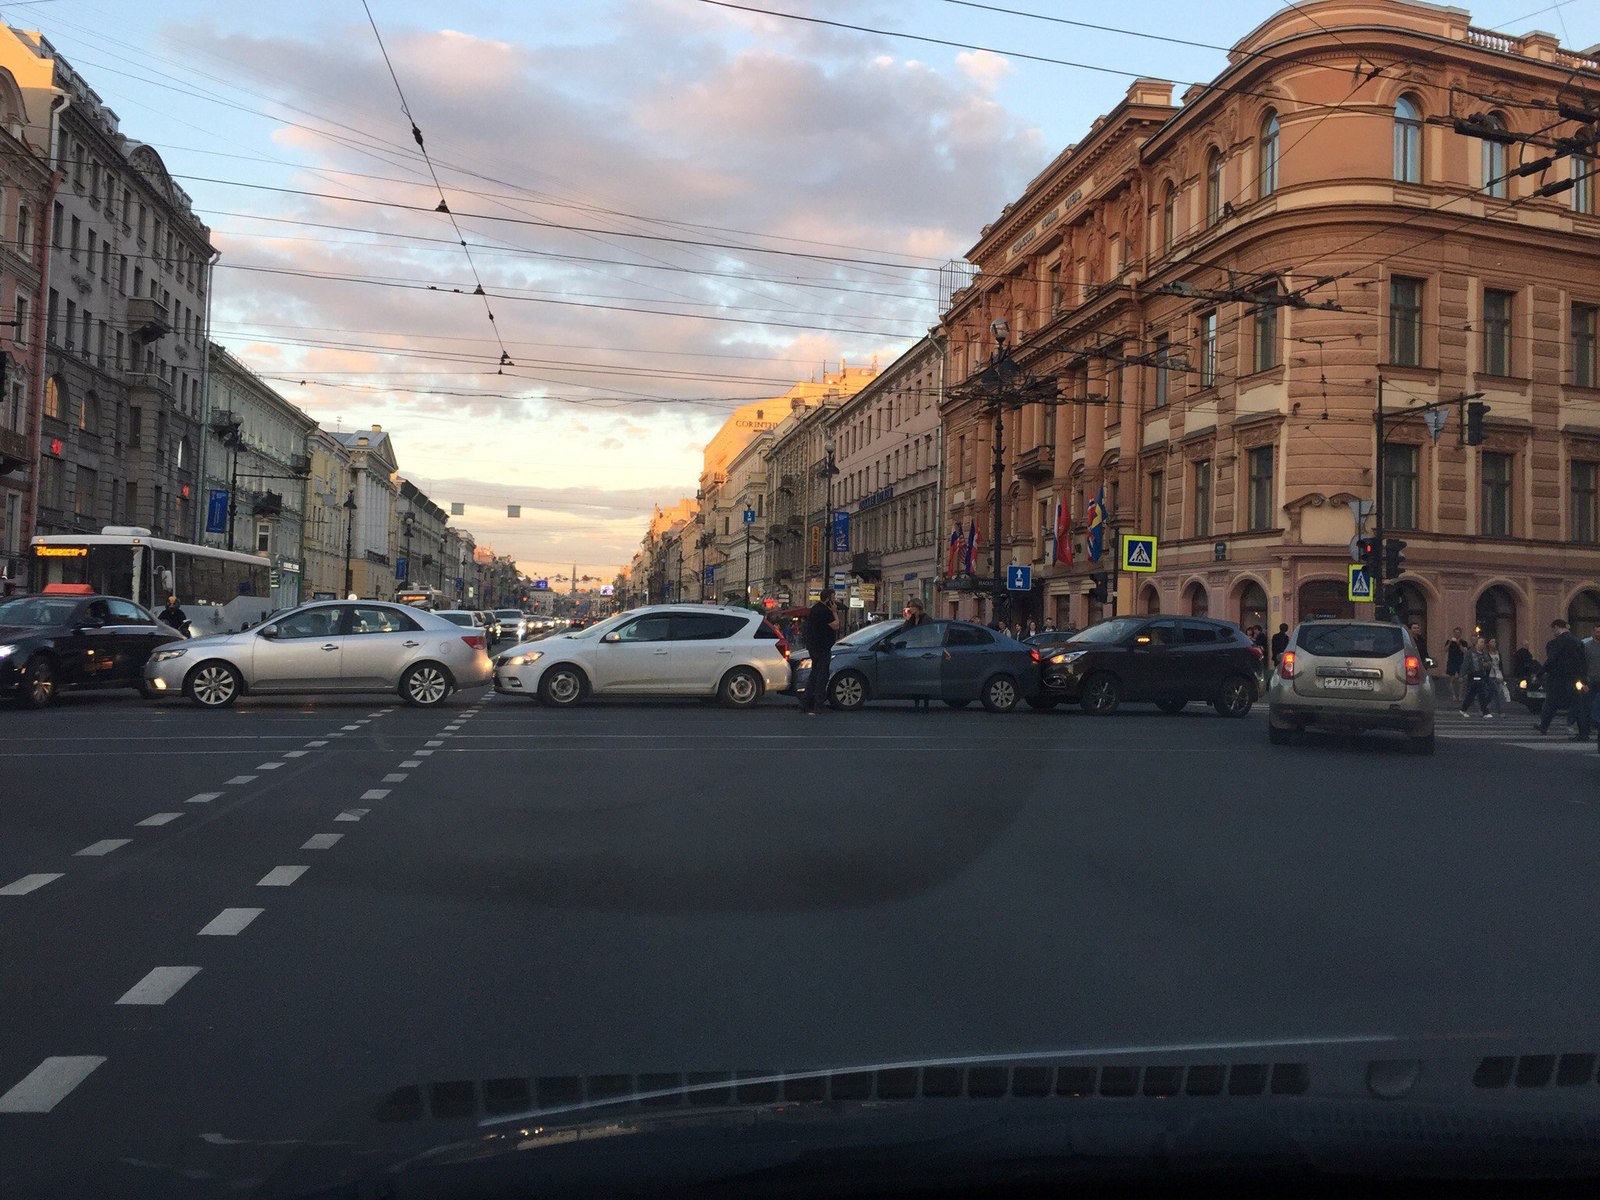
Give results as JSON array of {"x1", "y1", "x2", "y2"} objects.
[
  {"x1": 396, "y1": 586, "x2": 448, "y2": 611},
  {"x1": 30, "y1": 526, "x2": 274, "y2": 635}
]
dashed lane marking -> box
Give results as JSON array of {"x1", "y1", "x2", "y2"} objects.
[
  {"x1": 413, "y1": 750, "x2": 435, "y2": 757},
  {"x1": 186, "y1": 792, "x2": 221, "y2": 805},
  {"x1": 282, "y1": 750, "x2": 308, "y2": 759},
  {"x1": 305, "y1": 740, "x2": 329, "y2": 748},
  {"x1": 75, "y1": 839, "x2": 131, "y2": 857},
  {"x1": 0, "y1": 873, "x2": 63, "y2": 896},
  {"x1": 135, "y1": 813, "x2": 183, "y2": 827},
  {"x1": 341, "y1": 725, "x2": 362, "y2": 731},
  {"x1": 255, "y1": 762, "x2": 283, "y2": 770},
  {"x1": 0, "y1": 1057, "x2": 106, "y2": 1113},
  {"x1": 326, "y1": 732, "x2": 346, "y2": 738},
  {"x1": 382, "y1": 773, "x2": 408, "y2": 783},
  {"x1": 224, "y1": 775, "x2": 258, "y2": 785},
  {"x1": 115, "y1": 966, "x2": 201, "y2": 1006},
  {"x1": 361, "y1": 789, "x2": 390, "y2": 801},
  {"x1": 334, "y1": 809, "x2": 370, "y2": 822},
  {"x1": 424, "y1": 740, "x2": 444, "y2": 748},
  {"x1": 399, "y1": 760, "x2": 422, "y2": 768},
  {"x1": 257, "y1": 865, "x2": 308, "y2": 887},
  {"x1": 198, "y1": 908, "x2": 262, "y2": 936},
  {"x1": 301, "y1": 834, "x2": 342, "y2": 850}
]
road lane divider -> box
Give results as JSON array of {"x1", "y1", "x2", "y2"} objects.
[
  {"x1": 115, "y1": 966, "x2": 200, "y2": 1006},
  {"x1": 300, "y1": 834, "x2": 342, "y2": 851},
  {"x1": 257, "y1": 865, "x2": 308, "y2": 887},
  {"x1": 74, "y1": 839, "x2": 131, "y2": 857},
  {"x1": 135, "y1": 813, "x2": 183, "y2": 827},
  {"x1": 0, "y1": 873, "x2": 62, "y2": 896},
  {"x1": 198, "y1": 908, "x2": 262, "y2": 936},
  {"x1": 0, "y1": 1056, "x2": 106, "y2": 1113}
]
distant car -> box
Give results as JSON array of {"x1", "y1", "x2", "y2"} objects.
[
  {"x1": 1032, "y1": 615, "x2": 1260, "y2": 716},
  {"x1": 0, "y1": 592, "x2": 185, "y2": 708},
  {"x1": 494, "y1": 604, "x2": 789, "y2": 708},
  {"x1": 493, "y1": 609, "x2": 530, "y2": 644},
  {"x1": 1266, "y1": 619, "x2": 1435, "y2": 754},
  {"x1": 1025, "y1": 629, "x2": 1079, "y2": 647},
  {"x1": 436, "y1": 608, "x2": 494, "y2": 639},
  {"x1": 791, "y1": 618, "x2": 1040, "y2": 713},
  {"x1": 143, "y1": 599, "x2": 492, "y2": 708}
]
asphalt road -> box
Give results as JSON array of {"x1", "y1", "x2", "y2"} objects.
[{"x1": 1, "y1": 684, "x2": 1596, "y2": 1196}]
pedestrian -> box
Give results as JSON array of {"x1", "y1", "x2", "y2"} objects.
[
  {"x1": 1250, "y1": 625, "x2": 1269, "y2": 684},
  {"x1": 1486, "y1": 636, "x2": 1509, "y2": 716},
  {"x1": 1407, "y1": 621, "x2": 1429, "y2": 668},
  {"x1": 1585, "y1": 631, "x2": 1600, "y2": 729},
  {"x1": 1459, "y1": 636, "x2": 1494, "y2": 718},
  {"x1": 799, "y1": 591, "x2": 839, "y2": 714},
  {"x1": 903, "y1": 599, "x2": 933, "y2": 711},
  {"x1": 1042, "y1": 619, "x2": 1056, "y2": 633},
  {"x1": 1025, "y1": 619, "x2": 1039, "y2": 638},
  {"x1": 998, "y1": 620, "x2": 1012, "y2": 637},
  {"x1": 1444, "y1": 627, "x2": 1468, "y2": 703},
  {"x1": 157, "y1": 594, "x2": 190, "y2": 637},
  {"x1": 1537, "y1": 618, "x2": 1590, "y2": 739},
  {"x1": 1270, "y1": 622, "x2": 1290, "y2": 665}
]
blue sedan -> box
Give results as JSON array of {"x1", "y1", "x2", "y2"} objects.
[{"x1": 791, "y1": 618, "x2": 1041, "y2": 712}]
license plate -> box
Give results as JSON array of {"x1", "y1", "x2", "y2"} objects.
[{"x1": 1322, "y1": 677, "x2": 1374, "y2": 691}]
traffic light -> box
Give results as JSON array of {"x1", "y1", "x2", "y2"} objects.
[
  {"x1": 1466, "y1": 400, "x2": 1490, "y2": 446},
  {"x1": 1357, "y1": 536, "x2": 1380, "y2": 578},
  {"x1": 1383, "y1": 537, "x2": 1406, "y2": 579},
  {"x1": 1088, "y1": 571, "x2": 1109, "y2": 603}
]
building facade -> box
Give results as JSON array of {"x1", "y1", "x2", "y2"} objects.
[
  {"x1": 302, "y1": 429, "x2": 353, "y2": 601},
  {"x1": 761, "y1": 400, "x2": 837, "y2": 606},
  {"x1": 332, "y1": 426, "x2": 399, "y2": 601},
  {"x1": 941, "y1": 1, "x2": 1600, "y2": 656},
  {"x1": 396, "y1": 479, "x2": 449, "y2": 596}
]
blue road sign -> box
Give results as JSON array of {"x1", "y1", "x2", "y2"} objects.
[
  {"x1": 1006, "y1": 565, "x2": 1032, "y2": 592},
  {"x1": 743, "y1": 508, "x2": 756, "y2": 525},
  {"x1": 394, "y1": 557, "x2": 408, "y2": 581},
  {"x1": 1348, "y1": 563, "x2": 1374, "y2": 602},
  {"x1": 205, "y1": 489, "x2": 229, "y2": 534}
]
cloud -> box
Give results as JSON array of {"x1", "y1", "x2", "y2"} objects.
[{"x1": 956, "y1": 49, "x2": 1011, "y2": 91}]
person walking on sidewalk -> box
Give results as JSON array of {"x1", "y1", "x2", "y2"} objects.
[
  {"x1": 1459, "y1": 637, "x2": 1495, "y2": 718},
  {"x1": 1444, "y1": 627, "x2": 1468, "y2": 704},
  {"x1": 799, "y1": 592, "x2": 839, "y2": 714},
  {"x1": 1537, "y1": 618, "x2": 1590, "y2": 739},
  {"x1": 1486, "y1": 636, "x2": 1509, "y2": 717}
]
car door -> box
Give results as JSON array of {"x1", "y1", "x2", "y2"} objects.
[
  {"x1": 1123, "y1": 618, "x2": 1180, "y2": 700},
  {"x1": 872, "y1": 620, "x2": 945, "y2": 698},
  {"x1": 250, "y1": 606, "x2": 346, "y2": 691},
  {"x1": 341, "y1": 604, "x2": 426, "y2": 688},
  {"x1": 1175, "y1": 618, "x2": 1226, "y2": 699},
  {"x1": 589, "y1": 612, "x2": 675, "y2": 693},
  {"x1": 104, "y1": 598, "x2": 165, "y2": 683},
  {"x1": 69, "y1": 598, "x2": 123, "y2": 686},
  {"x1": 940, "y1": 623, "x2": 1001, "y2": 700},
  {"x1": 670, "y1": 611, "x2": 750, "y2": 694}
]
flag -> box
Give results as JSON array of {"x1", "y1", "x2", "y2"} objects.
[
  {"x1": 1085, "y1": 486, "x2": 1106, "y2": 562},
  {"x1": 1053, "y1": 498, "x2": 1073, "y2": 566},
  {"x1": 946, "y1": 526, "x2": 961, "y2": 576},
  {"x1": 965, "y1": 519, "x2": 979, "y2": 575}
]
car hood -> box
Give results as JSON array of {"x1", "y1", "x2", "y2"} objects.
[
  {"x1": 0, "y1": 623, "x2": 61, "y2": 643},
  {"x1": 174, "y1": 630, "x2": 251, "y2": 651}
]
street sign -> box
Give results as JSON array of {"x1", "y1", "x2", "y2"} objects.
[
  {"x1": 1213, "y1": 541, "x2": 1227, "y2": 562},
  {"x1": 849, "y1": 596, "x2": 864, "y2": 608},
  {"x1": 1006, "y1": 565, "x2": 1032, "y2": 592},
  {"x1": 742, "y1": 508, "x2": 755, "y2": 525},
  {"x1": 205, "y1": 489, "x2": 228, "y2": 534},
  {"x1": 1348, "y1": 563, "x2": 1374, "y2": 602},
  {"x1": 394, "y1": 557, "x2": 408, "y2": 581},
  {"x1": 833, "y1": 571, "x2": 847, "y2": 589},
  {"x1": 1121, "y1": 535, "x2": 1157, "y2": 572}
]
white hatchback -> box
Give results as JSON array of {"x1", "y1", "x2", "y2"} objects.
[{"x1": 494, "y1": 604, "x2": 790, "y2": 708}]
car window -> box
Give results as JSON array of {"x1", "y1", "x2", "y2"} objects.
[
  {"x1": 671, "y1": 612, "x2": 747, "y2": 641},
  {"x1": 613, "y1": 614, "x2": 673, "y2": 642},
  {"x1": 1297, "y1": 624, "x2": 1406, "y2": 659},
  {"x1": 349, "y1": 606, "x2": 419, "y2": 635},
  {"x1": 1179, "y1": 619, "x2": 1220, "y2": 645},
  {"x1": 274, "y1": 608, "x2": 342, "y2": 639},
  {"x1": 0, "y1": 597, "x2": 81, "y2": 626},
  {"x1": 1071, "y1": 617, "x2": 1145, "y2": 644},
  {"x1": 946, "y1": 624, "x2": 995, "y2": 647},
  {"x1": 437, "y1": 612, "x2": 474, "y2": 627},
  {"x1": 837, "y1": 618, "x2": 904, "y2": 647},
  {"x1": 105, "y1": 598, "x2": 150, "y2": 625},
  {"x1": 883, "y1": 622, "x2": 944, "y2": 650},
  {"x1": 1139, "y1": 619, "x2": 1180, "y2": 646},
  {"x1": 80, "y1": 599, "x2": 112, "y2": 626}
]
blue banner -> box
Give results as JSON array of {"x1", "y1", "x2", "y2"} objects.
[
  {"x1": 395, "y1": 557, "x2": 408, "y2": 581},
  {"x1": 205, "y1": 489, "x2": 229, "y2": 534},
  {"x1": 704, "y1": 563, "x2": 715, "y2": 588},
  {"x1": 831, "y1": 510, "x2": 850, "y2": 553}
]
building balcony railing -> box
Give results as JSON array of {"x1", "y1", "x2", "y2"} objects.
[
  {"x1": 127, "y1": 372, "x2": 174, "y2": 406},
  {"x1": 127, "y1": 297, "x2": 171, "y2": 344},
  {"x1": 1014, "y1": 443, "x2": 1055, "y2": 482},
  {"x1": 0, "y1": 425, "x2": 28, "y2": 473}
]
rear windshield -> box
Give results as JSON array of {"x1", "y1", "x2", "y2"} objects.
[
  {"x1": 438, "y1": 612, "x2": 474, "y2": 627},
  {"x1": 1298, "y1": 624, "x2": 1405, "y2": 659}
]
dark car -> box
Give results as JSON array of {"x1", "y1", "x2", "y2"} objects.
[
  {"x1": 1032, "y1": 614, "x2": 1262, "y2": 716},
  {"x1": 0, "y1": 590, "x2": 185, "y2": 708},
  {"x1": 791, "y1": 618, "x2": 1041, "y2": 713}
]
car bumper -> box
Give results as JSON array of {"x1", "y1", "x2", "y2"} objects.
[
  {"x1": 1268, "y1": 697, "x2": 1433, "y2": 734},
  {"x1": 142, "y1": 656, "x2": 193, "y2": 695}
]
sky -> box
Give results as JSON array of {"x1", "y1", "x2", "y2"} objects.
[{"x1": 4, "y1": 0, "x2": 1595, "y2": 577}]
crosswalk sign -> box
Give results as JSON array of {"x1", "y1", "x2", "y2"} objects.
[
  {"x1": 1120, "y1": 535, "x2": 1157, "y2": 573},
  {"x1": 1348, "y1": 563, "x2": 1373, "y2": 602}
]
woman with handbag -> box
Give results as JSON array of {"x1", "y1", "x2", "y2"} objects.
[{"x1": 1459, "y1": 636, "x2": 1495, "y2": 718}]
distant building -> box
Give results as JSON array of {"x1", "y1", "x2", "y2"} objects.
[
  {"x1": 331, "y1": 426, "x2": 399, "y2": 600},
  {"x1": 302, "y1": 429, "x2": 353, "y2": 601}
]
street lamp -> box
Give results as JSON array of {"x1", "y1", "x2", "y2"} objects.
[
  {"x1": 820, "y1": 433, "x2": 838, "y2": 599},
  {"x1": 741, "y1": 493, "x2": 752, "y2": 608},
  {"x1": 341, "y1": 488, "x2": 358, "y2": 598},
  {"x1": 400, "y1": 512, "x2": 414, "y2": 584},
  {"x1": 989, "y1": 319, "x2": 1013, "y2": 625}
]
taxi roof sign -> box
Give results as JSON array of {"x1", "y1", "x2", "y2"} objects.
[
  {"x1": 1120, "y1": 535, "x2": 1157, "y2": 573},
  {"x1": 41, "y1": 583, "x2": 94, "y2": 595}
]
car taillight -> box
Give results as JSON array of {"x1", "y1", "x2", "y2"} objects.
[
  {"x1": 776, "y1": 636, "x2": 790, "y2": 660},
  {"x1": 1029, "y1": 647, "x2": 1041, "y2": 664},
  {"x1": 1279, "y1": 650, "x2": 1295, "y2": 680},
  {"x1": 462, "y1": 635, "x2": 485, "y2": 650},
  {"x1": 1249, "y1": 644, "x2": 1265, "y2": 661},
  {"x1": 1404, "y1": 655, "x2": 1421, "y2": 685}
]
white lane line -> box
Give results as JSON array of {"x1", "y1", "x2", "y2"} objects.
[
  {"x1": 136, "y1": 813, "x2": 183, "y2": 827},
  {"x1": 224, "y1": 775, "x2": 257, "y2": 785},
  {"x1": 424, "y1": 740, "x2": 444, "y2": 747},
  {"x1": 283, "y1": 750, "x2": 308, "y2": 758},
  {"x1": 198, "y1": 907, "x2": 262, "y2": 936},
  {"x1": 0, "y1": 1056, "x2": 107, "y2": 1113},
  {"x1": 186, "y1": 792, "x2": 221, "y2": 804},
  {"x1": 0, "y1": 873, "x2": 63, "y2": 896},
  {"x1": 305, "y1": 740, "x2": 329, "y2": 747},
  {"x1": 413, "y1": 749, "x2": 435, "y2": 757},
  {"x1": 382, "y1": 773, "x2": 408, "y2": 783},
  {"x1": 257, "y1": 865, "x2": 308, "y2": 887},
  {"x1": 355, "y1": 719, "x2": 372, "y2": 725},
  {"x1": 334, "y1": 808, "x2": 370, "y2": 822},
  {"x1": 341, "y1": 724, "x2": 362, "y2": 731},
  {"x1": 399, "y1": 760, "x2": 422, "y2": 768},
  {"x1": 326, "y1": 732, "x2": 346, "y2": 738},
  {"x1": 75, "y1": 839, "x2": 131, "y2": 857},
  {"x1": 255, "y1": 762, "x2": 283, "y2": 771},
  {"x1": 115, "y1": 966, "x2": 201, "y2": 1006},
  {"x1": 361, "y1": 788, "x2": 390, "y2": 801},
  {"x1": 301, "y1": 833, "x2": 342, "y2": 850}
]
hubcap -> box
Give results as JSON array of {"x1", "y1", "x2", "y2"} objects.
[
  {"x1": 1224, "y1": 683, "x2": 1248, "y2": 713},
  {"x1": 30, "y1": 663, "x2": 53, "y2": 705},
  {"x1": 549, "y1": 671, "x2": 580, "y2": 703},
  {"x1": 729, "y1": 673, "x2": 757, "y2": 703},
  {"x1": 409, "y1": 667, "x2": 447, "y2": 704},
  {"x1": 195, "y1": 667, "x2": 235, "y2": 705},
  {"x1": 835, "y1": 677, "x2": 863, "y2": 707},
  {"x1": 1088, "y1": 682, "x2": 1113, "y2": 711},
  {"x1": 989, "y1": 679, "x2": 1015, "y2": 708}
]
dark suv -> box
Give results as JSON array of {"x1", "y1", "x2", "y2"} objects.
[{"x1": 1032, "y1": 615, "x2": 1262, "y2": 716}]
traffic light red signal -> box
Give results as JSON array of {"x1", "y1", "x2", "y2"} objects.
[{"x1": 1357, "y1": 536, "x2": 1380, "y2": 575}]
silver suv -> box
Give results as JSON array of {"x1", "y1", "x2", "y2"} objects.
[{"x1": 1266, "y1": 620, "x2": 1435, "y2": 754}]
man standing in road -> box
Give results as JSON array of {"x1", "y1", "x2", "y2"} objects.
[
  {"x1": 1408, "y1": 621, "x2": 1429, "y2": 668},
  {"x1": 1270, "y1": 622, "x2": 1290, "y2": 666},
  {"x1": 800, "y1": 591, "x2": 839, "y2": 714},
  {"x1": 904, "y1": 599, "x2": 933, "y2": 712},
  {"x1": 1537, "y1": 618, "x2": 1590, "y2": 739}
]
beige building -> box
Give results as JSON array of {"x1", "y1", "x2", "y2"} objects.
[{"x1": 941, "y1": 0, "x2": 1600, "y2": 656}]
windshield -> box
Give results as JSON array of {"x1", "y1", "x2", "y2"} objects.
[
  {"x1": 1068, "y1": 617, "x2": 1146, "y2": 645},
  {"x1": 437, "y1": 612, "x2": 474, "y2": 627},
  {"x1": 839, "y1": 617, "x2": 905, "y2": 648},
  {"x1": 564, "y1": 609, "x2": 637, "y2": 638},
  {"x1": 0, "y1": 596, "x2": 79, "y2": 627},
  {"x1": 1299, "y1": 624, "x2": 1407, "y2": 659}
]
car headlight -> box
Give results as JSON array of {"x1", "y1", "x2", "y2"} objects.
[
  {"x1": 149, "y1": 648, "x2": 189, "y2": 663},
  {"x1": 1048, "y1": 650, "x2": 1086, "y2": 665},
  {"x1": 0, "y1": 644, "x2": 15, "y2": 660},
  {"x1": 503, "y1": 652, "x2": 542, "y2": 668},
  {"x1": 1519, "y1": 679, "x2": 1528, "y2": 690}
]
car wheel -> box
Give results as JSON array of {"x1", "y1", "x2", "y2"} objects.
[
  {"x1": 538, "y1": 665, "x2": 587, "y2": 708},
  {"x1": 1024, "y1": 696, "x2": 1059, "y2": 711},
  {"x1": 186, "y1": 661, "x2": 242, "y2": 708},
  {"x1": 1079, "y1": 673, "x2": 1121, "y2": 716},
  {"x1": 400, "y1": 662, "x2": 452, "y2": 707},
  {"x1": 20, "y1": 654, "x2": 58, "y2": 709},
  {"x1": 1213, "y1": 675, "x2": 1255, "y2": 718},
  {"x1": 944, "y1": 699, "x2": 970, "y2": 709},
  {"x1": 828, "y1": 671, "x2": 868, "y2": 710},
  {"x1": 1407, "y1": 732, "x2": 1436, "y2": 756},
  {"x1": 718, "y1": 666, "x2": 764, "y2": 709},
  {"x1": 1156, "y1": 699, "x2": 1187, "y2": 715},
  {"x1": 981, "y1": 673, "x2": 1019, "y2": 713}
]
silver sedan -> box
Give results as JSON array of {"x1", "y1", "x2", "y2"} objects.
[{"x1": 143, "y1": 600, "x2": 493, "y2": 707}]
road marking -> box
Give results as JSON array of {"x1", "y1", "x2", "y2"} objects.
[
  {"x1": 136, "y1": 813, "x2": 182, "y2": 827},
  {"x1": 334, "y1": 808, "x2": 369, "y2": 822},
  {"x1": 283, "y1": 750, "x2": 308, "y2": 758},
  {"x1": 257, "y1": 865, "x2": 308, "y2": 887},
  {"x1": 116, "y1": 966, "x2": 201, "y2": 1006},
  {"x1": 326, "y1": 732, "x2": 345, "y2": 738},
  {"x1": 355, "y1": 719, "x2": 372, "y2": 725},
  {"x1": 75, "y1": 839, "x2": 131, "y2": 857},
  {"x1": 413, "y1": 749, "x2": 435, "y2": 757},
  {"x1": 186, "y1": 792, "x2": 222, "y2": 804},
  {"x1": 341, "y1": 724, "x2": 362, "y2": 731},
  {"x1": 0, "y1": 1057, "x2": 106, "y2": 1113},
  {"x1": 255, "y1": 762, "x2": 283, "y2": 770},
  {"x1": 301, "y1": 833, "x2": 342, "y2": 850},
  {"x1": 382, "y1": 773, "x2": 408, "y2": 783},
  {"x1": 198, "y1": 907, "x2": 262, "y2": 936},
  {"x1": 225, "y1": 775, "x2": 257, "y2": 785},
  {"x1": 305, "y1": 740, "x2": 329, "y2": 748},
  {"x1": 361, "y1": 788, "x2": 390, "y2": 801},
  {"x1": 399, "y1": 760, "x2": 422, "y2": 768},
  {"x1": 0, "y1": 873, "x2": 63, "y2": 896},
  {"x1": 424, "y1": 740, "x2": 444, "y2": 747}
]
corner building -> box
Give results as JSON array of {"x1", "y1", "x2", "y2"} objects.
[{"x1": 941, "y1": 0, "x2": 1600, "y2": 656}]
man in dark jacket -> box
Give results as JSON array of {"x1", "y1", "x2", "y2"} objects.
[
  {"x1": 1270, "y1": 622, "x2": 1290, "y2": 665},
  {"x1": 800, "y1": 592, "x2": 839, "y2": 713},
  {"x1": 1538, "y1": 618, "x2": 1590, "y2": 738}
]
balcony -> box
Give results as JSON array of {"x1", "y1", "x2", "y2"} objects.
[
  {"x1": 1014, "y1": 443, "x2": 1055, "y2": 482},
  {"x1": 127, "y1": 372, "x2": 175, "y2": 406},
  {"x1": 127, "y1": 297, "x2": 171, "y2": 344},
  {"x1": 0, "y1": 425, "x2": 28, "y2": 473},
  {"x1": 851, "y1": 551, "x2": 882, "y2": 579}
]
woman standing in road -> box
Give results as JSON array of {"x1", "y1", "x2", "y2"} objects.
[
  {"x1": 1459, "y1": 636, "x2": 1495, "y2": 718},
  {"x1": 1486, "y1": 637, "x2": 1509, "y2": 716},
  {"x1": 1444, "y1": 627, "x2": 1468, "y2": 704}
]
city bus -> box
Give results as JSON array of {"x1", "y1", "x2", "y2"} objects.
[
  {"x1": 30, "y1": 526, "x2": 274, "y2": 635},
  {"x1": 396, "y1": 586, "x2": 448, "y2": 611}
]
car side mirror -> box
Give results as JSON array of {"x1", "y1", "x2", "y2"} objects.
[
  {"x1": 1132, "y1": 635, "x2": 1152, "y2": 648},
  {"x1": 601, "y1": 631, "x2": 621, "y2": 644},
  {"x1": 258, "y1": 625, "x2": 279, "y2": 639}
]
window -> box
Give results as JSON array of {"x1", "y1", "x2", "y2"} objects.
[
  {"x1": 1149, "y1": 470, "x2": 1164, "y2": 536},
  {"x1": 1193, "y1": 459, "x2": 1211, "y2": 538},
  {"x1": 105, "y1": 598, "x2": 149, "y2": 626},
  {"x1": 1161, "y1": 183, "x2": 1176, "y2": 253},
  {"x1": 1573, "y1": 460, "x2": 1599, "y2": 544},
  {"x1": 63, "y1": 298, "x2": 74, "y2": 347},
  {"x1": 615, "y1": 613, "x2": 673, "y2": 641},
  {"x1": 1483, "y1": 288, "x2": 1514, "y2": 376},
  {"x1": 1481, "y1": 451, "x2": 1513, "y2": 536},
  {"x1": 1394, "y1": 96, "x2": 1422, "y2": 183},
  {"x1": 670, "y1": 611, "x2": 747, "y2": 640},
  {"x1": 1253, "y1": 301, "x2": 1278, "y2": 372},
  {"x1": 69, "y1": 214, "x2": 79, "y2": 259},
  {"x1": 38, "y1": 453, "x2": 63, "y2": 509},
  {"x1": 50, "y1": 201, "x2": 60, "y2": 247},
  {"x1": 1574, "y1": 155, "x2": 1595, "y2": 215},
  {"x1": 349, "y1": 606, "x2": 419, "y2": 634},
  {"x1": 1259, "y1": 111, "x2": 1280, "y2": 197},
  {"x1": 1246, "y1": 445, "x2": 1275, "y2": 531},
  {"x1": 1389, "y1": 276, "x2": 1423, "y2": 365},
  {"x1": 129, "y1": 406, "x2": 142, "y2": 447},
  {"x1": 1153, "y1": 333, "x2": 1170, "y2": 407},
  {"x1": 1199, "y1": 310, "x2": 1217, "y2": 387},
  {"x1": 1574, "y1": 304, "x2": 1597, "y2": 387},
  {"x1": 255, "y1": 521, "x2": 271, "y2": 553},
  {"x1": 1205, "y1": 150, "x2": 1223, "y2": 226},
  {"x1": 887, "y1": 622, "x2": 946, "y2": 650},
  {"x1": 74, "y1": 466, "x2": 97, "y2": 517},
  {"x1": 1482, "y1": 114, "x2": 1508, "y2": 198},
  {"x1": 275, "y1": 608, "x2": 342, "y2": 639},
  {"x1": 15, "y1": 202, "x2": 29, "y2": 255},
  {"x1": 945, "y1": 624, "x2": 994, "y2": 647},
  {"x1": 79, "y1": 390, "x2": 96, "y2": 434},
  {"x1": 1383, "y1": 443, "x2": 1419, "y2": 530},
  {"x1": 14, "y1": 293, "x2": 27, "y2": 345},
  {"x1": 1179, "y1": 619, "x2": 1220, "y2": 644},
  {"x1": 43, "y1": 375, "x2": 62, "y2": 420},
  {"x1": 1048, "y1": 261, "x2": 1062, "y2": 315}
]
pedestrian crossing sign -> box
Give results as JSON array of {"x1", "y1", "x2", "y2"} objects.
[
  {"x1": 1349, "y1": 563, "x2": 1373, "y2": 602},
  {"x1": 1120, "y1": 535, "x2": 1157, "y2": 573}
]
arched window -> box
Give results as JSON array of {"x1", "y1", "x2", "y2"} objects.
[
  {"x1": 1474, "y1": 584, "x2": 1518, "y2": 651},
  {"x1": 1142, "y1": 585, "x2": 1161, "y2": 614},
  {"x1": 1569, "y1": 588, "x2": 1600, "y2": 638},
  {"x1": 1572, "y1": 154, "x2": 1594, "y2": 215},
  {"x1": 1394, "y1": 95, "x2": 1422, "y2": 183},
  {"x1": 1185, "y1": 581, "x2": 1209, "y2": 617},
  {"x1": 1205, "y1": 149, "x2": 1223, "y2": 226},
  {"x1": 1482, "y1": 113, "x2": 1508, "y2": 199},
  {"x1": 1238, "y1": 580, "x2": 1268, "y2": 631},
  {"x1": 1259, "y1": 111, "x2": 1280, "y2": 197},
  {"x1": 43, "y1": 375, "x2": 63, "y2": 420},
  {"x1": 1161, "y1": 182, "x2": 1176, "y2": 253}
]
